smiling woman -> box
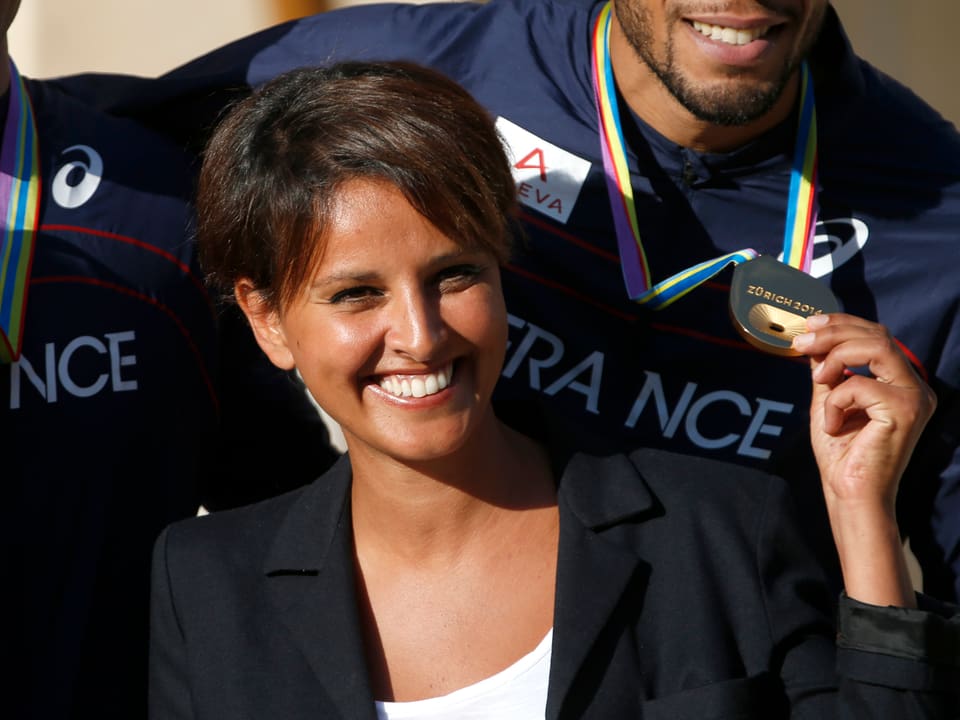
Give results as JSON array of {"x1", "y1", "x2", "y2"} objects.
[
  {"x1": 238, "y1": 177, "x2": 510, "y2": 467},
  {"x1": 148, "y1": 60, "x2": 960, "y2": 719}
]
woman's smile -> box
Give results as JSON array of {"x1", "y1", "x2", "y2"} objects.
[{"x1": 373, "y1": 362, "x2": 454, "y2": 400}]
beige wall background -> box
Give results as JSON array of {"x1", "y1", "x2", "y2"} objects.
[
  {"x1": 7, "y1": 1, "x2": 434, "y2": 78},
  {"x1": 9, "y1": 1, "x2": 960, "y2": 127},
  {"x1": 832, "y1": 0, "x2": 960, "y2": 126}
]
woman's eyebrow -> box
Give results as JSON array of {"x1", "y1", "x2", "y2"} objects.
[
  {"x1": 309, "y1": 269, "x2": 381, "y2": 288},
  {"x1": 309, "y1": 249, "x2": 478, "y2": 288}
]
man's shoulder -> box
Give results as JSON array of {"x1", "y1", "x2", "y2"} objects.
[
  {"x1": 256, "y1": 0, "x2": 599, "y2": 72},
  {"x1": 29, "y1": 76, "x2": 191, "y2": 154},
  {"x1": 27, "y1": 74, "x2": 196, "y2": 204},
  {"x1": 834, "y1": 59, "x2": 960, "y2": 149},
  {"x1": 812, "y1": 11, "x2": 960, "y2": 169}
]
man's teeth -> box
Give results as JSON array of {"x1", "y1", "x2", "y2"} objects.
[
  {"x1": 379, "y1": 364, "x2": 453, "y2": 399},
  {"x1": 691, "y1": 20, "x2": 769, "y2": 46}
]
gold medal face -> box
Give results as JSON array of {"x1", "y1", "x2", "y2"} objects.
[{"x1": 729, "y1": 255, "x2": 840, "y2": 356}]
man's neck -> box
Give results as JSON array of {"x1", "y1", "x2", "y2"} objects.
[{"x1": 608, "y1": 15, "x2": 798, "y2": 154}]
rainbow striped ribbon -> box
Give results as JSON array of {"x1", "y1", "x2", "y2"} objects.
[
  {"x1": 592, "y1": 1, "x2": 817, "y2": 311},
  {"x1": 783, "y1": 64, "x2": 818, "y2": 271},
  {"x1": 0, "y1": 61, "x2": 40, "y2": 362}
]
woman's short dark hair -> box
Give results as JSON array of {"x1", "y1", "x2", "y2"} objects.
[{"x1": 197, "y1": 61, "x2": 519, "y2": 311}]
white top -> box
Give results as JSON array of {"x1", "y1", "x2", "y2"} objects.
[{"x1": 374, "y1": 629, "x2": 554, "y2": 720}]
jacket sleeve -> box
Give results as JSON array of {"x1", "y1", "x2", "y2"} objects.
[
  {"x1": 757, "y1": 476, "x2": 960, "y2": 718},
  {"x1": 835, "y1": 593, "x2": 960, "y2": 695},
  {"x1": 149, "y1": 526, "x2": 195, "y2": 720}
]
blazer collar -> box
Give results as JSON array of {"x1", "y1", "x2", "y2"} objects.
[
  {"x1": 547, "y1": 451, "x2": 656, "y2": 719},
  {"x1": 262, "y1": 454, "x2": 379, "y2": 720},
  {"x1": 557, "y1": 451, "x2": 657, "y2": 529}
]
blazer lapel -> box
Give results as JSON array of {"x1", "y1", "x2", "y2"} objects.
[
  {"x1": 262, "y1": 455, "x2": 379, "y2": 720},
  {"x1": 546, "y1": 453, "x2": 656, "y2": 720}
]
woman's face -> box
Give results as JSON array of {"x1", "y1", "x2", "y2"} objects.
[{"x1": 242, "y1": 178, "x2": 508, "y2": 466}]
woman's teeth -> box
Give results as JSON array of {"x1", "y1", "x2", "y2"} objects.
[
  {"x1": 691, "y1": 20, "x2": 770, "y2": 46},
  {"x1": 379, "y1": 363, "x2": 453, "y2": 398}
]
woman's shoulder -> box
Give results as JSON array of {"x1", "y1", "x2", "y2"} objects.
[
  {"x1": 160, "y1": 454, "x2": 352, "y2": 567},
  {"x1": 558, "y1": 447, "x2": 787, "y2": 529},
  {"x1": 625, "y1": 446, "x2": 777, "y2": 494}
]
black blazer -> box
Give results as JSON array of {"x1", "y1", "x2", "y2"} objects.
[{"x1": 150, "y1": 450, "x2": 959, "y2": 719}]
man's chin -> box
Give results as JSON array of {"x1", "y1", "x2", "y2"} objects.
[{"x1": 672, "y1": 79, "x2": 787, "y2": 127}]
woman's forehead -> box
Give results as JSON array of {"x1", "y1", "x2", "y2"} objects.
[{"x1": 310, "y1": 180, "x2": 481, "y2": 271}]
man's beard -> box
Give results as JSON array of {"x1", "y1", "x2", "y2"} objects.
[
  {"x1": 615, "y1": 2, "x2": 823, "y2": 127},
  {"x1": 645, "y1": 57, "x2": 792, "y2": 126}
]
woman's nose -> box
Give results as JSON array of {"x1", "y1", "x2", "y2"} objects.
[{"x1": 385, "y1": 289, "x2": 446, "y2": 361}]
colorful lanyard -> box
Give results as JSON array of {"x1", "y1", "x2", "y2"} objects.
[
  {"x1": 591, "y1": 1, "x2": 818, "y2": 310},
  {"x1": 0, "y1": 60, "x2": 40, "y2": 362}
]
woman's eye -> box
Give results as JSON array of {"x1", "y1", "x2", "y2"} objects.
[
  {"x1": 436, "y1": 264, "x2": 483, "y2": 292},
  {"x1": 328, "y1": 286, "x2": 381, "y2": 304}
]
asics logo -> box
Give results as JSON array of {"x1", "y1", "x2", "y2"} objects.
[
  {"x1": 51, "y1": 145, "x2": 103, "y2": 209},
  {"x1": 780, "y1": 217, "x2": 869, "y2": 279}
]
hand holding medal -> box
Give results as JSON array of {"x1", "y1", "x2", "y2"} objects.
[{"x1": 792, "y1": 313, "x2": 936, "y2": 607}]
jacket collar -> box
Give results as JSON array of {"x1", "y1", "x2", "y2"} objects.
[
  {"x1": 260, "y1": 451, "x2": 659, "y2": 719},
  {"x1": 262, "y1": 454, "x2": 379, "y2": 720},
  {"x1": 557, "y1": 451, "x2": 657, "y2": 528},
  {"x1": 546, "y1": 451, "x2": 655, "y2": 719}
]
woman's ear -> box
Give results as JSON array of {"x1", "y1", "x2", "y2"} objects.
[{"x1": 235, "y1": 279, "x2": 296, "y2": 370}]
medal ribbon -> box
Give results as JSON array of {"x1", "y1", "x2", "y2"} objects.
[
  {"x1": 0, "y1": 60, "x2": 40, "y2": 362},
  {"x1": 591, "y1": 1, "x2": 817, "y2": 310}
]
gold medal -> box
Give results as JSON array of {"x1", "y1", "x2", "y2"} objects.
[{"x1": 729, "y1": 255, "x2": 839, "y2": 356}]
